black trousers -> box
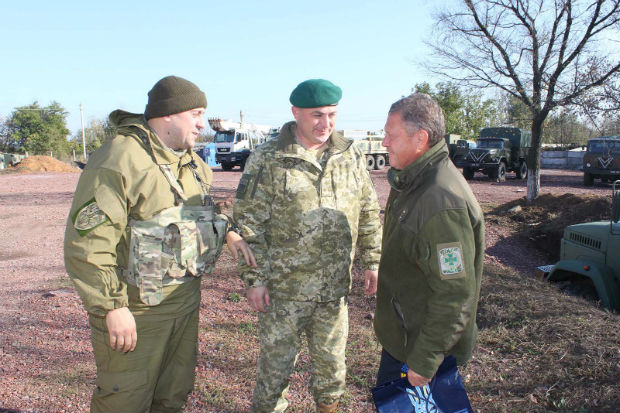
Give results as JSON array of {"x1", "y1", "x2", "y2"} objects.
[{"x1": 375, "y1": 348, "x2": 407, "y2": 386}]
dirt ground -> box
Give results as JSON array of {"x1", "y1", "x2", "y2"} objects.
[{"x1": 0, "y1": 166, "x2": 618, "y2": 413}]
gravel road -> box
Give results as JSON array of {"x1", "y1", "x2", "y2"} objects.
[{"x1": 0, "y1": 167, "x2": 611, "y2": 412}]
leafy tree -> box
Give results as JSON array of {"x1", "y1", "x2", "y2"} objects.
[
  {"x1": 426, "y1": 0, "x2": 620, "y2": 202},
  {"x1": 543, "y1": 110, "x2": 593, "y2": 146},
  {"x1": 71, "y1": 118, "x2": 117, "y2": 156},
  {"x1": 413, "y1": 82, "x2": 499, "y2": 139},
  {"x1": 3, "y1": 101, "x2": 70, "y2": 155}
]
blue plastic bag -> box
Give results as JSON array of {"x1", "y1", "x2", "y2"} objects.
[{"x1": 371, "y1": 355, "x2": 473, "y2": 413}]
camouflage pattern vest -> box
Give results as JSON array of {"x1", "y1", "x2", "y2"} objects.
[{"x1": 122, "y1": 144, "x2": 227, "y2": 306}]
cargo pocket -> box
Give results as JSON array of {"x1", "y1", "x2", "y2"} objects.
[
  {"x1": 162, "y1": 221, "x2": 199, "y2": 278},
  {"x1": 195, "y1": 217, "x2": 226, "y2": 276},
  {"x1": 130, "y1": 227, "x2": 165, "y2": 306},
  {"x1": 89, "y1": 317, "x2": 111, "y2": 370},
  {"x1": 95, "y1": 369, "x2": 148, "y2": 399}
]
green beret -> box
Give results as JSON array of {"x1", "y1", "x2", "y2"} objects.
[{"x1": 289, "y1": 79, "x2": 342, "y2": 108}]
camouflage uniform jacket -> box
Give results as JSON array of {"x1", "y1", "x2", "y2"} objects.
[
  {"x1": 233, "y1": 121, "x2": 382, "y2": 302},
  {"x1": 64, "y1": 110, "x2": 220, "y2": 319},
  {"x1": 374, "y1": 141, "x2": 485, "y2": 379}
]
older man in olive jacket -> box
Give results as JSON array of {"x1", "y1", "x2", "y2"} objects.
[{"x1": 374, "y1": 93, "x2": 485, "y2": 388}]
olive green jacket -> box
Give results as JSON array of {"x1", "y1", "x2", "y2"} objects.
[
  {"x1": 233, "y1": 121, "x2": 382, "y2": 302},
  {"x1": 374, "y1": 141, "x2": 485, "y2": 379},
  {"x1": 64, "y1": 110, "x2": 215, "y2": 318}
]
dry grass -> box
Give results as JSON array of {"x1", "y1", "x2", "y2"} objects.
[{"x1": 468, "y1": 261, "x2": 620, "y2": 412}]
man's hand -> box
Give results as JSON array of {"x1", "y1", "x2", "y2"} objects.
[
  {"x1": 226, "y1": 231, "x2": 257, "y2": 268},
  {"x1": 246, "y1": 286, "x2": 270, "y2": 313},
  {"x1": 407, "y1": 369, "x2": 431, "y2": 387},
  {"x1": 105, "y1": 307, "x2": 137, "y2": 352},
  {"x1": 364, "y1": 269, "x2": 378, "y2": 295}
]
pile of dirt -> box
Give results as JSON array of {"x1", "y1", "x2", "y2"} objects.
[
  {"x1": 11, "y1": 155, "x2": 80, "y2": 173},
  {"x1": 489, "y1": 193, "x2": 612, "y2": 260}
]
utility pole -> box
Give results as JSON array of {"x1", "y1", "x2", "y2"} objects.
[
  {"x1": 240, "y1": 110, "x2": 244, "y2": 128},
  {"x1": 80, "y1": 103, "x2": 87, "y2": 160}
]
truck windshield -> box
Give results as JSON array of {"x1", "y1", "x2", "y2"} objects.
[
  {"x1": 588, "y1": 140, "x2": 620, "y2": 155},
  {"x1": 477, "y1": 139, "x2": 503, "y2": 149},
  {"x1": 214, "y1": 132, "x2": 234, "y2": 143}
]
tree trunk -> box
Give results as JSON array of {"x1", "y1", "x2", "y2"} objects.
[{"x1": 526, "y1": 118, "x2": 544, "y2": 204}]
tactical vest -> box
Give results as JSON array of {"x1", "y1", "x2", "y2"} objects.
[{"x1": 122, "y1": 137, "x2": 227, "y2": 306}]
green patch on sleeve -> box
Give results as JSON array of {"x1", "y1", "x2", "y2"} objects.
[
  {"x1": 72, "y1": 198, "x2": 109, "y2": 236},
  {"x1": 437, "y1": 242, "x2": 465, "y2": 279}
]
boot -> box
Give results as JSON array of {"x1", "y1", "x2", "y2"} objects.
[{"x1": 316, "y1": 401, "x2": 338, "y2": 413}]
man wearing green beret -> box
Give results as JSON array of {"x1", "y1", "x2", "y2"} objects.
[
  {"x1": 64, "y1": 75, "x2": 255, "y2": 412},
  {"x1": 234, "y1": 79, "x2": 382, "y2": 413}
]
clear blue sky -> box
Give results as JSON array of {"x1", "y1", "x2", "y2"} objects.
[{"x1": 0, "y1": 0, "x2": 440, "y2": 137}]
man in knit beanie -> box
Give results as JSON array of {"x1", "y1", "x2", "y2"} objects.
[{"x1": 65, "y1": 76, "x2": 255, "y2": 412}]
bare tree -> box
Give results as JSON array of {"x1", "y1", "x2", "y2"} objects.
[{"x1": 426, "y1": 0, "x2": 620, "y2": 201}]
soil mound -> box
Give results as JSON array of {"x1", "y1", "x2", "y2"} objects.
[
  {"x1": 11, "y1": 155, "x2": 80, "y2": 173},
  {"x1": 491, "y1": 193, "x2": 612, "y2": 260}
]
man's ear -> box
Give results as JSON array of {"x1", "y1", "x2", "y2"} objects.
[
  {"x1": 417, "y1": 129, "x2": 430, "y2": 147},
  {"x1": 291, "y1": 106, "x2": 299, "y2": 120}
]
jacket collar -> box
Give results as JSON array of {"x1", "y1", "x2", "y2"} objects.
[
  {"x1": 109, "y1": 109, "x2": 196, "y2": 167},
  {"x1": 388, "y1": 140, "x2": 448, "y2": 192},
  {"x1": 276, "y1": 121, "x2": 351, "y2": 155}
]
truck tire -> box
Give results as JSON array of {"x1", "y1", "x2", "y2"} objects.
[
  {"x1": 375, "y1": 155, "x2": 386, "y2": 170},
  {"x1": 463, "y1": 167, "x2": 475, "y2": 180},
  {"x1": 496, "y1": 162, "x2": 507, "y2": 183},
  {"x1": 516, "y1": 161, "x2": 527, "y2": 179},
  {"x1": 366, "y1": 155, "x2": 375, "y2": 171},
  {"x1": 584, "y1": 172, "x2": 594, "y2": 186},
  {"x1": 221, "y1": 162, "x2": 233, "y2": 171}
]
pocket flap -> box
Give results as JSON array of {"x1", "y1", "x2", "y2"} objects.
[{"x1": 96, "y1": 369, "x2": 147, "y2": 393}]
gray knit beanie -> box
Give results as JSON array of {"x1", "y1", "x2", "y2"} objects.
[{"x1": 144, "y1": 76, "x2": 207, "y2": 120}]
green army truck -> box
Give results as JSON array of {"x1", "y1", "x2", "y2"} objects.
[
  {"x1": 456, "y1": 127, "x2": 530, "y2": 182},
  {"x1": 451, "y1": 139, "x2": 476, "y2": 164},
  {"x1": 583, "y1": 136, "x2": 620, "y2": 186},
  {"x1": 444, "y1": 134, "x2": 462, "y2": 160},
  {"x1": 543, "y1": 181, "x2": 620, "y2": 312}
]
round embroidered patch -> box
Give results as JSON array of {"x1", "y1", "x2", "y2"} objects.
[{"x1": 75, "y1": 202, "x2": 107, "y2": 231}]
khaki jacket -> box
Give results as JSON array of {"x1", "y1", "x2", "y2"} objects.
[
  {"x1": 64, "y1": 111, "x2": 215, "y2": 318},
  {"x1": 233, "y1": 121, "x2": 382, "y2": 302},
  {"x1": 374, "y1": 141, "x2": 485, "y2": 379}
]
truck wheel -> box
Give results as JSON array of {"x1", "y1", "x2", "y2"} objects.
[
  {"x1": 584, "y1": 172, "x2": 593, "y2": 186},
  {"x1": 375, "y1": 155, "x2": 386, "y2": 170},
  {"x1": 463, "y1": 167, "x2": 474, "y2": 180},
  {"x1": 221, "y1": 162, "x2": 233, "y2": 171},
  {"x1": 496, "y1": 162, "x2": 507, "y2": 183},
  {"x1": 516, "y1": 161, "x2": 527, "y2": 179},
  {"x1": 366, "y1": 155, "x2": 375, "y2": 171}
]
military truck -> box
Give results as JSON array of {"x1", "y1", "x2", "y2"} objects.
[
  {"x1": 344, "y1": 130, "x2": 389, "y2": 170},
  {"x1": 451, "y1": 139, "x2": 476, "y2": 164},
  {"x1": 542, "y1": 181, "x2": 620, "y2": 312},
  {"x1": 456, "y1": 127, "x2": 530, "y2": 182},
  {"x1": 210, "y1": 118, "x2": 268, "y2": 171},
  {"x1": 444, "y1": 134, "x2": 462, "y2": 160},
  {"x1": 583, "y1": 135, "x2": 620, "y2": 186},
  {"x1": 3, "y1": 153, "x2": 27, "y2": 167}
]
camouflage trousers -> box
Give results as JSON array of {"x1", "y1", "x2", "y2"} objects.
[
  {"x1": 88, "y1": 308, "x2": 199, "y2": 413},
  {"x1": 251, "y1": 296, "x2": 348, "y2": 413}
]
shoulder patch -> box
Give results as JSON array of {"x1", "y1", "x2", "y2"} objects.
[
  {"x1": 437, "y1": 242, "x2": 465, "y2": 279},
  {"x1": 72, "y1": 198, "x2": 109, "y2": 236}
]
